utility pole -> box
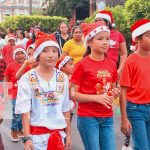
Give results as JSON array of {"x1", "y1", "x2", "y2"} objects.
[{"x1": 29, "y1": 0, "x2": 32, "y2": 15}]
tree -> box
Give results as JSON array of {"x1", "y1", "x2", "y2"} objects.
[
  {"x1": 46, "y1": 0, "x2": 83, "y2": 18},
  {"x1": 125, "y1": 0, "x2": 150, "y2": 26}
]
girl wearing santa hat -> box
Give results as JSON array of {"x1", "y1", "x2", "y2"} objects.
[
  {"x1": 70, "y1": 21, "x2": 120, "y2": 150},
  {"x1": 15, "y1": 32, "x2": 71, "y2": 150},
  {"x1": 119, "y1": 19, "x2": 150, "y2": 150},
  {"x1": 3, "y1": 46, "x2": 27, "y2": 142},
  {"x1": 95, "y1": 10, "x2": 127, "y2": 77}
]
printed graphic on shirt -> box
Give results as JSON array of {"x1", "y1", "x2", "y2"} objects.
[
  {"x1": 28, "y1": 70, "x2": 64, "y2": 106},
  {"x1": 109, "y1": 40, "x2": 118, "y2": 49},
  {"x1": 96, "y1": 70, "x2": 112, "y2": 95}
]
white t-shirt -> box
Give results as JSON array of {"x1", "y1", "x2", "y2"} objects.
[
  {"x1": 16, "y1": 38, "x2": 28, "y2": 48},
  {"x1": 15, "y1": 68, "x2": 71, "y2": 130}
]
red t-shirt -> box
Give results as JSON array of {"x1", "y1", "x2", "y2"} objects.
[
  {"x1": 2, "y1": 45, "x2": 14, "y2": 65},
  {"x1": 71, "y1": 56, "x2": 118, "y2": 117},
  {"x1": 4, "y1": 61, "x2": 29, "y2": 99},
  {"x1": 106, "y1": 30, "x2": 125, "y2": 64},
  {"x1": 120, "y1": 53, "x2": 150, "y2": 104}
]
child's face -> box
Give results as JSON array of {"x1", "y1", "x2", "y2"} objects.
[
  {"x1": 8, "y1": 39, "x2": 15, "y2": 46},
  {"x1": 89, "y1": 31, "x2": 110, "y2": 54},
  {"x1": 28, "y1": 48, "x2": 34, "y2": 57},
  {"x1": 139, "y1": 31, "x2": 150, "y2": 51},
  {"x1": 39, "y1": 46, "x2": 59, "y2": 67},
  {"x1": 15, "y1": 51, "x2": 26, "y2": 64},
  {"x1": 62, "y1": 59, "x2": 74, "y2": 75}
]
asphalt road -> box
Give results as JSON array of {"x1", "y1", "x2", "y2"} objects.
[{"x1": 0, "y1": 101, "x2": 126, "y2": 150}]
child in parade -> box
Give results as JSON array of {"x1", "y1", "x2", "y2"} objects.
[
  {"x1": 70, "y1": 21, "x2": 120, "y2": 150},
  {"x1": 56, "y1": 56, "x2": 75, "y2": 120},
  {"x1": 2, "y1": 34, "x2": 16, "y2": 65},
  {"x1": 120, "y1": 19, "x2": 150, "y2": 150},
  {"x1": 15, "y1": 32, "x2": 71, "y2": 150},
  {"x1": 95, "y1": 10, "x2": 127, "y2": 77},
  {"x1": 4, "y1": 46, "x2": 27, "y2": 142}
]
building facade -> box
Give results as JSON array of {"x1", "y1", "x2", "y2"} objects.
[{"x1": 0, "y1": 0, "x2": 47, "y2": 22}]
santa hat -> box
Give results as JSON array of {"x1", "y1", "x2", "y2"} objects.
[
  {"x1": 131, "y1": 18, "x2": 150, "y2": 42},
  {"x1": 27, "y1": 44, "x2": 35, "y2": 52},
  {"x1": 56, "y1": 56, "x2": 72, "y2": 70},
  {"x1": 13, "y1": 45, "x2": 27, "y2": 59},
  {"x1": 7, "y1": 34, "x2": 16, "y2": 42},
  {"x1": 81, "y1": 21, "x2": 110, "y2": 47},
  {"x1": 33, "y1": 31, "x2": 61, "y2": 59},
  {"x1": 95, "y1": 10, "x2": 115, "y2": 26}
]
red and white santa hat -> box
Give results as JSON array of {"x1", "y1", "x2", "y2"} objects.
[
  {"x1": 7, "y1": 34, "x2": 17, "y2": 42},
  {"x1": 33, "y1": 31, "x2": 61, "y2": 59},
  {"x1": 95, "y1": 10, "x2": 115, "y2": 26},
  {"x1": 81, "y1": 21, "x2": 110, "y2": 47},
  {"x1": 13, "y1": 45, "x2": 27, "y2": 59},
  {"x1": 131, "y1": 18, "x2": 150, "y2": 42},
  {"x1": 56, "y1": 56, "x2": 72, "y2": 70}
]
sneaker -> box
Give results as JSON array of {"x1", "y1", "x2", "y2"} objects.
[
  {"x1": 17, "y1": 130, "x2": 24, "y2": 138},
  {"x1": 11, "y1": 131, "x2": 19, "y2": 142}
]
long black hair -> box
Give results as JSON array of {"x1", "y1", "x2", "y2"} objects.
[{"x1": 83, "y1": 46, "x2": 91, "y2": 57}]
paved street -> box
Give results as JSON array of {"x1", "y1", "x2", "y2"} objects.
[{"x1": 0, "y1": 101, "x2": 125, "y2": 150}]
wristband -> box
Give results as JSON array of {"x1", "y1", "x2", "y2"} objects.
[{"x1": 22, "y1": 136, "x2": 32, "y2": 143}]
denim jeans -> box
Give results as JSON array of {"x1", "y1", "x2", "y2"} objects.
[
  {"x1": 127, "y1": 101, "x2": 150, "y2": 150},
  {"x1": 77, "y1": 116, "x2": 116, "y2": 150},
  {"x1": 11, "y1": 100, "x2": 22, "y2": 131}
]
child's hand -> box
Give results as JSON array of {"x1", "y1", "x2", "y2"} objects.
[
  {"x1": 121, "y1": 117, "x2": 132, "y2": 136},
  {"x1": 110, "y1": 88, "x2": 120, "y2": 99},
  {"x1": 64, "y1": 135, "x2": 71, "y2": 150},
  {"x1": 25, "y1": 57, "x2": 36, "y2": 66},
  {"x1": 24, "y1": 140, "x2": 34, "y2": 150},
  {"x1": 95, "y1": 94, "x2": 114, "y2": 109}
]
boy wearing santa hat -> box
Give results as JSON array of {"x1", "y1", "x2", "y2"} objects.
[
  {"x1": 15, "y1": 32, "x2": 71, "y2": 150},
  {"x1": 119, "y1": 19, "x2": 150, "y2": 150},
  {"x1": 4, "y1": 45, "x2": 27, "y2": 142},
  {"x1": 95, "y1": 10, "x2": 127, "y2": 77}
]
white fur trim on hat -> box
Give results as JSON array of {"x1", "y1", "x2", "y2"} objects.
[
  {"x1": 95, "y1": 13, "x2": 111, "y2": 22},
  {"x1": 58, "y1": 56, "x2": 72, "y2": 69},
  {"x1": 33, "y1": 41, "x2": 61, "y2": 59},
  {"x1": 7, "y1": 37, "x2": 16, "y2": 42},
  {"x1": 132, "y1": 22, "x2": 150, "y2": 41},
  {"x1": 13, "y1": 48, "x2": 27, "y2": 59},
  {"x1": 84, "y1": 26, "x2": 110, "y2": 46}
]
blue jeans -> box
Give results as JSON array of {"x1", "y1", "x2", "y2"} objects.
[
  {"x1": 77, "y1": 116, "x2": 116, "y2": 150},
  {"x1": 11, "y1": 100, "x2": 22, "y2": 131},
  {"x1": 127, "y1": 101, "x2": 150, "y2": 150}
]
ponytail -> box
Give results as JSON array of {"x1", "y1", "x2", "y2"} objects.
[{"x1": 83, "y1": 46, "x2": 91, "y2": 57}]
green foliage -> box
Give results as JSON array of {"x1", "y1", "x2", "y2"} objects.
[
  {"x1": 47, "y1": 0, "x2": 83, "y2": 18},
  {"x1": 0, "y1": 15, "x2": 68, "y2": 33},
  {"x1": 84, "y1": 0, "x2": 150, "y2": 50},
  {"x1": 125, "y1": 0, "x2": 150, "y2": 26}
]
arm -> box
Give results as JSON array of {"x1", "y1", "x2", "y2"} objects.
[
  {"x1": 22, "y1": 113, "x2": 34, "y2": 150},
  {"x1": 118, "y1": 42, "x2": 127, "y2": 77},
  {"x1": 63, "y1": 111, "x2": 71, "y2": 149},
  {"x1": 120, "y1": 86, "x2": 132, "y2": 136},
  {"x1": 16, "y1": 62, "x2": 28, "y2": 80},
  {"x1": 70, "y1": 83, "x2": 114, "y2": 109}
]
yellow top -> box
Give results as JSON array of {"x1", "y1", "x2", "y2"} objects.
[{"x1": 62, "y1": 39, "x2": 86, "y2": 64}]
